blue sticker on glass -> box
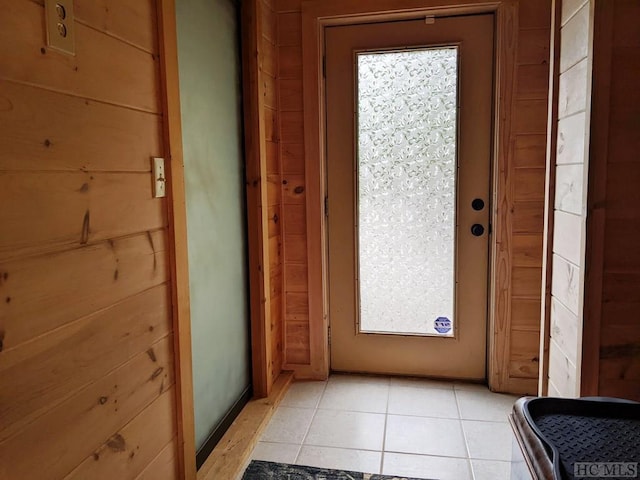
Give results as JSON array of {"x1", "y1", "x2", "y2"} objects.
[{"x1": 434, "y1": 317, "x2": 452, "y2": 334}]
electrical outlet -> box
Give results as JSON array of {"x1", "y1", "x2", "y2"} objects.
[
  {"x1": 45, "y1": 0, "x2": 75, "y2": 55},
  {"x1": 152, "y1": 158, "x2": 166, "y2": 198}
]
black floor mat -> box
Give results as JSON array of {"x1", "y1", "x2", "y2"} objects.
[{"x1": 242, "y1": 460, "x2": 433, "y2": 480}]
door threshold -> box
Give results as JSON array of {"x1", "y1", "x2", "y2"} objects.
[{"x1": 197, "y1": 371, "x2": 294, "y2": 480}]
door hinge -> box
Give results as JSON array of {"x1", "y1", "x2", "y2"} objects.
[
  {"x1": 322, "y1": 55, "x2": 326, "y2": 78},
  {"x1": 324, "y1": 195, "x2": 329, "y2": 217}
]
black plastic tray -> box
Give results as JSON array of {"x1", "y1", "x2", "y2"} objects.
[{"x1": 522, "y1": 397, "x2": 640, "y2": 480}]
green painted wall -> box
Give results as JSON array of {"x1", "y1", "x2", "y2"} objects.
[{"x1": 175, "y1": 0, "x2": 251, "y2": 451}]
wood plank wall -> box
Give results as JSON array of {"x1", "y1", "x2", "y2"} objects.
[
  {"x1": 583, "y1": 0, "x2": 640, "y2": 401},
  {"x1": 275, "y1": 0, "x2": 550, "y2": 393},
  {"x1": 276, "y1": 0, "x2": 310, "y2": 368},
  {"x1": 244, "y1": 0, "x2": 284, "y2": 394},
  {"x1": 493, "y1": 0, "x2": 552, "y2": 394},
  {"x1": 546, "y1": 0, "x2": 591, "y2": 398},
  {"x1": 0, "y1": 1, "x2": 178, "y2": 478},
  {"x1": 262, "y1": 0, "x2": 285, "y2": 387}
]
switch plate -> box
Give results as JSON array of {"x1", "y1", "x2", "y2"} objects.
[
  {"x1": 152, "y1": 158, "x2": 166, "y2": 198},
  {"x1": 45, "y1": 0, "x2": 75, "y2": 55}
]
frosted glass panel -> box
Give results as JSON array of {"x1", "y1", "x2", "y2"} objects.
[
  {"x1": 357, "y1": 47, "x2": 458, "y2": 336},
  {"x1": 176, "y1": 0, "x2": 251, "y2": 455}
]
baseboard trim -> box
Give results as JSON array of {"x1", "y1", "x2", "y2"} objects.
[{"x1": 197, "y1": 371, "x2": 294, "y2": 480}]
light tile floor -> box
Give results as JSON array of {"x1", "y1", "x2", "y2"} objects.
[{"x1": 248, "y1": 374, "x2": 520, "y2": 480}]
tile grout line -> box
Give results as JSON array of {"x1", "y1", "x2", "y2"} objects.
[
  {"x1": 379, "y1": 377, "x2": 391, "y2": 475},
  {"x1": 454, "y1": 386, "x2": 476, "y2": 480},
  {"x1": 294, "y1": 379, "x2": 330, "y2": 464}
]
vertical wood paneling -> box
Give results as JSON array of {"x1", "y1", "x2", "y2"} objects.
[
  {"x1": 243, "y1": 0, "x2": 284, "y2": 392},
  {"x1": 0, "y1": 1, "x2": 179, "y2": 478},
  {"x1": 262, "y1": 0, "x2": 284, "y2": 384}
]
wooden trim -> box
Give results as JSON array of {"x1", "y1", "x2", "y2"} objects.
[
  {"x1": 197, "y1": 372, "x2": 294, "y2": 480},
  {"x1": 488, "y1": 0, "x2": 518, "y2": 392},
  {"x1": 538, "y1": 0, "x2": 562, "y2": 397},
  {"x1": 242, "y1": 0, "x2": 273, "y2": 397},
  {"x1": 300, "y1": 0, "x2": 524, "y2": 385},
  {"x1": 300, "y1": 3, "x2": 328, "y2": 380},
  {"x1": 156, "y1": 1, "x2": 197, "y2": 478},
  {"x1": 581, "y1": 0, "x2": 611, "y2": 397}
]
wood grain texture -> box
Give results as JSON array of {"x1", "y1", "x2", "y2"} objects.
[
  {"x1": 134, "y1": 438, "x2": 179, "y2": 480},
  {"x1": 262, "y1": 0, "x2": 285, "y2": 387},
  {"x1": 557, "y1": 58, "x2": 589, "y2": 119},
  {"x1": 0, "y1": 1, "x2": 181, "y2": 478},
  {"x1": 281, "y1": 143, "x2": 305, "y2": 174},
  {"x1": 538, "y1": 0, "x2": 561, "y2": 397},
  {"x1": 242, "y1": 0, "x2": 273, "y2": 398},
  {"x1": 0, "y1": 336, "x2": 174, "y2": 480},
  {"x1": 512, "y1": 298, "x2": 544, "y2": 331},
  {"x1": 509, "y1": 330, "x2": 540, "y2": 379},
  {"x1": 0, "y1": 80, "x2": 162, "y2": 173},
  {"x1": 0, "y1": 230, "x2": 168, "y2": 350},
  {"x1": 558, "y1": 3, "x2": 589, "y2": 73},
  {"x1": 514, "y1": 134, "x2": 547, "y2": 168},
  {"x1": 0, "y1": 1, "x2": 160, "y2": 112},
  {"x1": 64, "y1": 387, "x2": 177, "y2": 480},
  {"x1": 556, "y1": 111, "x2": 587, "y2": 165},
  {"x1": 74, "y1": 0, "x2": 159, "y2": 53},
  {"x1": 0, "y1": 172, "x2": 167, "y2": 261},
  {"x1": 0, "y1": 285, "x2": 171, "y2": 441},
  {"x1": 156, "y1": 1, "x2": 196, "y2": 476},
  {"x1": 545, "y1": 0, "x2": 590, "y2": 399},
  {"x1": 548, "y1": 338, "x2": 578, "y2": 397}
]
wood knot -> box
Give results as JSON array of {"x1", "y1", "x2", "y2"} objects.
[
  {"x1": 99, "y1": 396, "x2": 108, "y2": 405},
  {"x1": 40, "y1": 47, "x2": 46, "y2": 54},
  {"x1": 44, "y1": 139, "x2": 52, "y2": 147},
  {"x1": 294, "y1": 186, "x2": 304, "y2": 194},
  {"x1": 282, "y1": 179, "x2": 288, "y2": 185},
  {"x1": 80, "y1": 210, "x2": 90, "y2": 245},
  {"x1": 146, "y1": 348, "x2": 157, "y2": 362},
  {"x1": 106, "y1": 434, "x2": 126, "y2": 452},
  {"x1": 273, "y1": 214, "x2": 279, "y2": 223},
  {"x1": 150, "y1": 367, "x2": 164, "y2": 380}
]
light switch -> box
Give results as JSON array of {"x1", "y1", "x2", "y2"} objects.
[
  {"x1": 45, "y1": 0, "x2": 75, "y2": 55},
  {"x1": 152, "y1": 158, "x2": 167, "y2": 198}
]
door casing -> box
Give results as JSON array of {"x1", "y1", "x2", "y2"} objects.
[
  {"x1": 325, "y1": 15, "x2": 494, "y2": 379},
  {"x1": 298, "y1": 0, "x2": 529, "y2": 393}
]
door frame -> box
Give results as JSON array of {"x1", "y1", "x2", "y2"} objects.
[
  {"x1": 157, "y1": 0, "x2": 275, "y2": 478},
  {"x1": 300, "y1": 0, "x2": 522, "y2": 389},
  {"x1": 325, "y1": 16, "x2": 494, "y2": 378}
]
